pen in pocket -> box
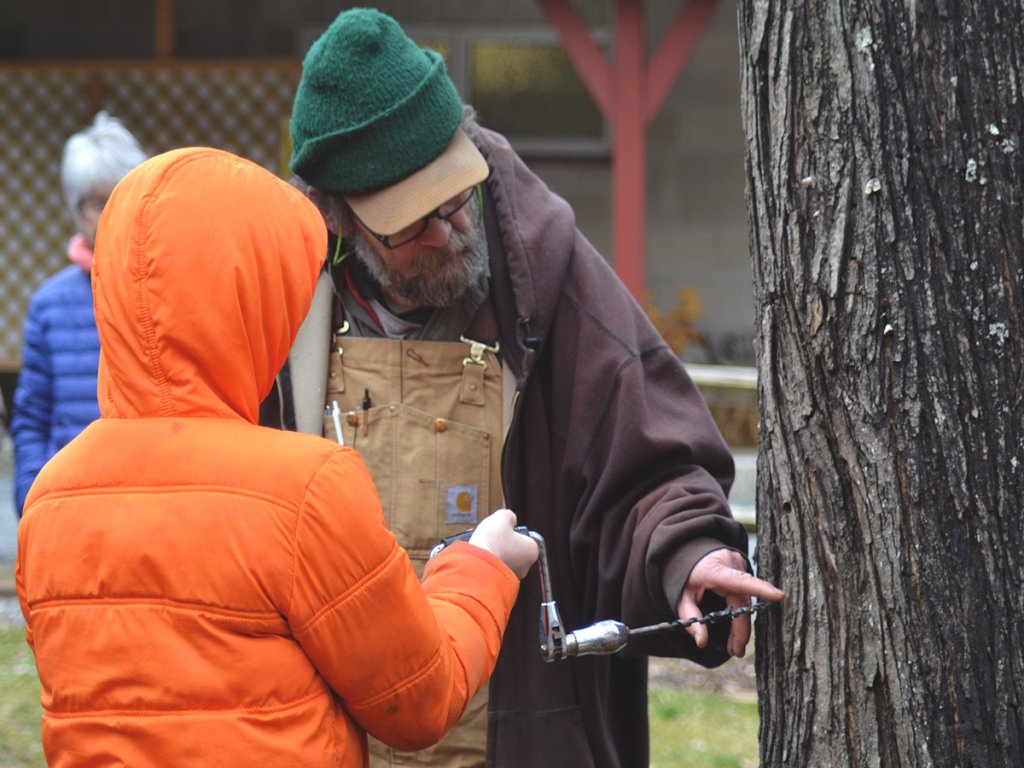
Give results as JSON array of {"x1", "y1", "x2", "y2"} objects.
[{"x1": 330, "y1": 400, "x2": 344, "y2": 446}]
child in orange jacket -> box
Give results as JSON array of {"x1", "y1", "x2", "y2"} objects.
[{"x1": 16, "y1": 147, "x2": 537, "y2": 767}]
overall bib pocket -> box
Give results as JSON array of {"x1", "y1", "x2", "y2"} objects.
[
  {"x1": 324, "y1": 336, "x2": 504, "y2": 573},
  {"x1": 334, "y1": 402, "x2": 492, "y2": 566}
]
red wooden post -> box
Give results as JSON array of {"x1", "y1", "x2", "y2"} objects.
[
  {"x1": 537, "y1": 0, "x2": 721, "y2": 300},
  {"x1": 611, "y1": 1, "x2": 646, "y2": 298}
]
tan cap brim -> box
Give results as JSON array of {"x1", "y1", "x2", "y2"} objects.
[{"x1": 344, "y1": 129, "x2": 490, "y2": 236}]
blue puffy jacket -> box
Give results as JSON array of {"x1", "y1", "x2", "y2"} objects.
[{"x1": 10, "y1": 265, "x2": 101, "y2": 516}]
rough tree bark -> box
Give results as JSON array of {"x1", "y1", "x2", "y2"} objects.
[{"x1": 738, "y1": 1, "x2": 1023, "y2": 765}]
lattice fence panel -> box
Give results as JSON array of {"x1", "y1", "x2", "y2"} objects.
[{"x1": 0, "y1": 62, "x2": 300, "y2": 371}]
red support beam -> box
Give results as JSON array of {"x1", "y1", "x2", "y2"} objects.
[
  {"x1": 537, "y1": 0, "x2": 722, "y2": 299},
  {"x1": 536, "y1": 0, "x2": 612, "y2": 116},
  {"x1": 646, "y1": 0, "x2": 719, "y2": 122},
  {"x1": 155, "y1": 0, "x2": 175, "y2": 59},
  {"x1": 611, "y1": 1, "x2": 647, "y2": 298}
]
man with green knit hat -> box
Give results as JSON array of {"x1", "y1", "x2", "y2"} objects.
[{"x1": 281, "y1": 7, "x2": 783, "y2": 768}]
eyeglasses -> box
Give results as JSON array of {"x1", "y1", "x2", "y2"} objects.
[
  {"x1": 351, "y1": 186, "x2": 477, "y2": 249},
  {"x1": 76, "y1": 196, "x2": 109, "y2": 218}
]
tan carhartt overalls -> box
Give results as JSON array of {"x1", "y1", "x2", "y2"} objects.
[{"x1": 322, "y1": 311, "x2": 509, "y2": 768}]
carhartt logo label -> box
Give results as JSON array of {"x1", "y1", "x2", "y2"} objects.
[{"x1": 446, "y1": 485, "x2": 478, "y2": 524}]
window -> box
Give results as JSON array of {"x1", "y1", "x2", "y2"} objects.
[{"x1": 414, "y1": 29, "x2": 609, "y2": 156}]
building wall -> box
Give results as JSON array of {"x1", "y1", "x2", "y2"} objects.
[
  {"x1": 0, "y1": 0, "x2": 754, "y2": 367},
  {"x1": 646, "y1": 2, "x2": 754, "y2": 362}
]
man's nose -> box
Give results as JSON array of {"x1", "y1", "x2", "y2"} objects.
[{"x1": 416, "y1": 215, "x2": 452, "y2": 247}]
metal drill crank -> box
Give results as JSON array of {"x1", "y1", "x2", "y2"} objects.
[
  {"x1": 430, "y1": 526, "x2": 770, "y2": 663},
  {"x1": 527, "y1": 530, "x2": 768, "y2": 661}
]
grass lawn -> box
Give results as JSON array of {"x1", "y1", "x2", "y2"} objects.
[
  {"x1": 0, "y1": 625, "x2": 759, "y2": 767},
  {"x1": 649, "y1": 686, "x2": 759, "y2": 767},
  {"x1": 0, "y1": 625, "x2": 45, "y2": 768}
]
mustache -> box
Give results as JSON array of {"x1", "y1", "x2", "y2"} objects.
[{"x1": 351, "y1": 224, "x2": 487, "y2": 308}]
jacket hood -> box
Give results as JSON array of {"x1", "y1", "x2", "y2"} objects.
[
  {"x1": 472, "y1": 127, "x2": 575, "y2": 354},
  {"x1": 92, "y1": 147, "x2": 327, "y2": 422}
]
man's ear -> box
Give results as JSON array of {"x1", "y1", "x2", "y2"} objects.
[{"x1": 306, "y1": 186, "x2": 340, "y2": 235}]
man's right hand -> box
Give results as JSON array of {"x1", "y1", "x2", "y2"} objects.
[{"x1": 469, "y1": 509, "x2": 539, "y2": 579}]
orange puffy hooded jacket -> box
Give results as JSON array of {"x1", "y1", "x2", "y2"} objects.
[{"x1": 16, "y1": 148, "x2": 520, "y2": 767}]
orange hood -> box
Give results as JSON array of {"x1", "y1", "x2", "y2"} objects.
[{"x1": 92, "y1": 148, "x2": 326, "y2": 422}]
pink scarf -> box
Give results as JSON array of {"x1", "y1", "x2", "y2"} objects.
[{"x1": 68, "y1": 234, "x2": 94, "y2": 273}]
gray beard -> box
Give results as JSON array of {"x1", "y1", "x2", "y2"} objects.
[{"x1": 350, "y1": 221, "x2": 487, "y2": 310}]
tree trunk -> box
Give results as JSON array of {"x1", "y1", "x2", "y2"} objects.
[{"x1": 738, "y1": 1, "x2": 1024, "y2": 765}]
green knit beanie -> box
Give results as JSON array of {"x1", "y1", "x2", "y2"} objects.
[{"x1": 289, "y1": 8, "x2": 464, "y2": 193}]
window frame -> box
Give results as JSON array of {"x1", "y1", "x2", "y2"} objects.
[{"x1": 409, "y1": 25, "x2": 611, "y2": 158}]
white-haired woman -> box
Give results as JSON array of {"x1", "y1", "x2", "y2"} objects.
[{"x1": 10, "y1": 112, "x2": 147, "y2": 516}]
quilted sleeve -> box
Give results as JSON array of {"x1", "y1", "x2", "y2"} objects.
[
  {"x1": 287, "y1": 447, "x2": 519, "y2": 750},
  {"x1": 10, "y1": 291, "x2": 55, "y2": 516}
]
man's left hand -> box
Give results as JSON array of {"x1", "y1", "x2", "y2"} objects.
[{"x1": 677, "y1": 549, "x2": 784, "y2": 657}]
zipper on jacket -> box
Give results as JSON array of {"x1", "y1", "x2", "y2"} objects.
[
  {"x1": 500, "y1": 387, "x2": 522, "y2": 509},
  {"x1": 499, "y1": 316, "x2": 540, "y2": 508}
]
